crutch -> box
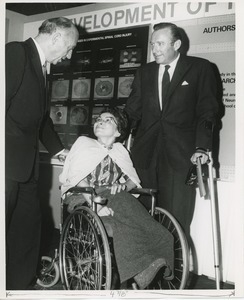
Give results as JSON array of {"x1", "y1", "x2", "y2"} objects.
[{"x1": 196, "y1": 152, "x2": 221, "y2": 289}]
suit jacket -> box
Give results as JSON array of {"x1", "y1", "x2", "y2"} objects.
[
  {"x1": 125, "y1": 54, "x2": 219, "y2": 170},
  {"x1": 5, "y1": 38, "x2": 63, "y2": 182}
]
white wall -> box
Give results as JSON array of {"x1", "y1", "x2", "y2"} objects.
[{"x1": 5, "y1": 10, "x2": 26, "y2": 43}]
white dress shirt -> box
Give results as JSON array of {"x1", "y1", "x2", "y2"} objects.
[{"x1": 32, "y1": 37, "x2": 46, "y2": 68}]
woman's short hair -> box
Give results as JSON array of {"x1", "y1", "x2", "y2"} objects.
[{"x1": 100, "y1": 107, "x2": 129, "y2": 143}]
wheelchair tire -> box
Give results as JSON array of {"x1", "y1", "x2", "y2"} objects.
[
  {"x1": 36, "y1": 256, "x2": 60, "y2": 288},
  {"x1": 59, "y1": 206, "x2": 112, "y2": 290},
  {"x1": 152, "y1": 207, "x2": 190, "y2": 289}
]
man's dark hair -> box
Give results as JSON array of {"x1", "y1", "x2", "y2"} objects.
[
  {"x1": 100, "y1": 107, "x2": 129, "y2": 143},
  {"x1": 38, "y1": 17, "x2": 76, "y2": 34},
  {"x1": 153, "y1": 22, "x2": 182, "y2": 43}
]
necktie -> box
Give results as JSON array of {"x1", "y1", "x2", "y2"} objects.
[
  {"x1": 42, "y1": 62, "x2": 47, "y2": 84},
  {"x1": 161, "y1": 65, "x2": 170, "y2": 108},
  {"x1": 42, "y1": 62, "x2": 48, "y2": 106},
  {"x1": 42, "y1": 62, "x2": 47, "y2": 75}
]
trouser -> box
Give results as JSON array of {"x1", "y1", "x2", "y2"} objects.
[
  {"x1": 134, "y1": 141, "x2": 196, "y2": 243},
  {"x1": 5, "y1": 176, "x2": 42, "y2": 290}
]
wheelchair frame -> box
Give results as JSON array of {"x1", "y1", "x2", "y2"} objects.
[{"x1": 37, "y1": 186, "x2": 190, "y2": 290}]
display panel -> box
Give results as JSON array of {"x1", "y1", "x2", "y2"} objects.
[
  {"x1": 50, "y1": 106, "x2": 68, "y2": 125},
  {"x1": 71, "y1": 78, "x2": 91, "y2": 100},
  {"x1": 51, "y1": 80, "x2": 69, "y2": 101},
  {"x1": 117, "y1": 75, "x2": 134, "y2": 98},
  {"x1": 69, "y1": 105, "x2": 89, "y2": 126},
  {"x1": 94, "y1": 77, "x2": 114, "y2": 99},
  {"x1": 47, "y1": 26, "x2": 149, "y2": 149}
]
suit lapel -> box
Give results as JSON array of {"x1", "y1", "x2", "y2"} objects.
[
  {"x1": 167, "y1": 55, "x2": 191, "y2": 98},
  {"x1": 160, "y1": 55, "x2": 192, "y2": 114},
  {"x1": 25, "y1": 39, "x2": 46, "y2": 113}
]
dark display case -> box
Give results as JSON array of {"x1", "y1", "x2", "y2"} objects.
[{"x1": 46, "y1": 25, "x2": 149, "y2": 150}]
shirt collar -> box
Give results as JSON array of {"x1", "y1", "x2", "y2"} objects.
[
  {"x1": 169, "y1": 53, "x2": 180, "y2": 69},
  {"x1": 160, "y1": 53, "x2": 180, "y2": 73},
  {"x1": 32, "y1": 37, "x2": 46, "y2": 67}
]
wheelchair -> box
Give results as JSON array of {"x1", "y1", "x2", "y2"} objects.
[{"x1": 53, "y1": 185, "x2": 190, "y2": 290}]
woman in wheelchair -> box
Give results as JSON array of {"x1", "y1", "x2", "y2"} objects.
[{"x1": 59, "y1": 107, "x2": 174, "y2": 289}]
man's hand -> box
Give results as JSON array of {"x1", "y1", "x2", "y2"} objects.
[
  {"x1": 190, "y1": 150, "x2": 209, "y2": 165},
  {"x1": 58, "y1": 149, "x2": 69, "y2": 163}
]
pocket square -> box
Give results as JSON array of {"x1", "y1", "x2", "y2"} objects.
[{"x1": 182, "y1": 81, "x2": 189, "y2": 86}]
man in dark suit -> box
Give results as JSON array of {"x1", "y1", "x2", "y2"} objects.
[
  {"x1": 5, "y1": 17, "x2": 79, "y2": 290},
  {"x1": 125, "y1": 22, "x2": 218, "y2": 242}
]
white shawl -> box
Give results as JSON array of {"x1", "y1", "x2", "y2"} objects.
[{"x1": 59, "y1": 136, "x2": 141, "y2": 196}]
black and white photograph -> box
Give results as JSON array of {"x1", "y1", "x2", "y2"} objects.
[
  {"x1": 69, "y1": 105, "x2": 89, "y2": 126},
  {"x1": 94, "y1": 77, "x2": 115, "y2": 99},
  {"x1": 1, "y1": 1, "x2": 244, "y2": 300},
  {"x1": 51, "y1": 79, "x2": 70, "y2": 101},
  {"x1": 71, "y1": 78, "x2": 91, "y2": 100}
]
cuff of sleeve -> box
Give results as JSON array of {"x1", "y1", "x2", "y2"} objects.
[
  {"x1": 196, "y1": 147, "x2": 208, "y2": 154},
  {"x1": 55, "y1": 149, "x2": 65, "y2": 156}
]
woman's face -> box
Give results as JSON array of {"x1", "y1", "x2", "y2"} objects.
[{"x1": 93, "y1": 112, "x2": 120, "y2": 140}]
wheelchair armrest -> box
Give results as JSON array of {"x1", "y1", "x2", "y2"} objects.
[
  {"x1": 66, "y1": 186, "x2": 107, "y2": 205},
  {"x1": 68, "y1": 186, "x2": 95, "y2": 195},
  {"x1": 130, "y1": 188, "x2": 157, "y2": 196},
  {"x1": 66, "y1": 186, "x2": 157, "y2": 197}
]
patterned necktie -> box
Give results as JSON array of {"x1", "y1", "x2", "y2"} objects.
[
  {"x1": 100, "y1": 156, "x2": 110, "y2": 185},
  {"x1": 161, "y1": 65, "x2": 170, "y2": 108}
]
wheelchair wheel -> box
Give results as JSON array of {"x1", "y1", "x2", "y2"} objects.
[
  {"x1": 59, "y1": 206, "x2": 112, "y2": 290},
  {"x1": 152, "y1": 207, "x2": 190, "y2": 289},
  {"x1": 36, "y1": 256, "x2": 60, "y2": 288}
]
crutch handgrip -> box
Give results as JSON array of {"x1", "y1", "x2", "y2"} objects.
[{"x1": 196, "y1": 157, "x2": 206, "y2": 197}]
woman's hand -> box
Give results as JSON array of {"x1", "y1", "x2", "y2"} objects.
[
  {"x1": 97, "y1": 206, "x2": 114, "y2": 217},
  {"x1": 110, "y1": 183, "x2": 127, "y2": 195}
]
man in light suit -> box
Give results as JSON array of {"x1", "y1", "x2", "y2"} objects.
[
  {"x1": 125, "y1": 22, "x2": 218, "y2": 242},
  {"x1": 5, "y1": 17, "x2": 79, "y2": 290}
]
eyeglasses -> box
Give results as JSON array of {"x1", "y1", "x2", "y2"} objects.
[{"x1": 95, "y1": 116, "x2": 117, "y2": 125}]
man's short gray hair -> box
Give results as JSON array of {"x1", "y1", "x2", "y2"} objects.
[{"x1": 38, "y1": 17, "x2": 76, "y2": 34}]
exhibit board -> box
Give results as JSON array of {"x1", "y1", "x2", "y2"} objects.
[{"x1": 47, "y1": 26, "x2": 149, "y2": 149}]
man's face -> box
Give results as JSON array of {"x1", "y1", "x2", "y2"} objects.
[
  {"x1": 150, "y1": 28, "x2": 180, "y2": 64},
  {"x1": 48, "y1": 29, "x2": 78, "y2": 65}
]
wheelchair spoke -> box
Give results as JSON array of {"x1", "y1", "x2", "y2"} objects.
[
  {"x1": 60, "y1": 207, "x2": 111, "y2": 290},
  {"x1": 150, "y1": 207, "x2": 190, "y2": 290}
]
